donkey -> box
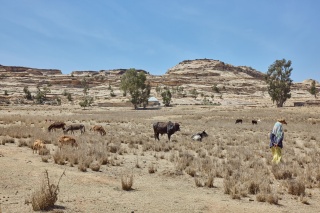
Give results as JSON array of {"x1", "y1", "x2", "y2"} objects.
[
  {"x1": 48, "y1": 121, "x2": 66, "y2": 132},
  {"x1": 63, "y1": 124, "x2": 85, "y2": 134}
]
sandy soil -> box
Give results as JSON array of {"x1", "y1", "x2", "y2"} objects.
[{"x1": 1, "y1": 106, "x2": 320, "y2": 213}]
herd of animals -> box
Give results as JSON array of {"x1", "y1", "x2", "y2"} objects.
[{"x1": 32, "y1": 119, "x2": 259, "y2": 153}]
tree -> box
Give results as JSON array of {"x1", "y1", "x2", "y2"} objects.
[
  {"x1": 265, "y1": 59, "x2": 293, "y2": 107},
  {"x1": 308, "y1": 80, "x2": 318, "y2": 98},
  {"x1": 161, "y1": 89, "x2": 172, "y2": 107},
  {"x1": 79, "y1": 77, "x2": 94, "y2": 109},
  {"x1": 34, "y1": 85, "x2": 51, "y2": 104},
  {"x1": 120, "y1": 69, "x2": 151, "y2": 109},
  {"x1": 23, "y1": 86, "x2": 32, "y2": 100}
]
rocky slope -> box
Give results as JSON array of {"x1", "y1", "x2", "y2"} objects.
[{"x1": 0, "y1": 59, "x2": 317, "y2": 107}]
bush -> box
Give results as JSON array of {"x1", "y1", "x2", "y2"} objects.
[
  {"x1": 31, "y1": 170, "x2": 65, "y2": 211},
  {"x1": 121, "y1": 173, "x2": 133, "y2": 191}
]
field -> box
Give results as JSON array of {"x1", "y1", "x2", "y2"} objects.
[{"x1": 1, "y1": 105, "x2": 320, "y2": 213}]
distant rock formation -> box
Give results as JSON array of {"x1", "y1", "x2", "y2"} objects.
[
  {"x1": 0, "y1": 65, "x2": 62, "y2": 76},
  {"x1": 166, "y1": 59, "x2": 266, "y2": 79}
]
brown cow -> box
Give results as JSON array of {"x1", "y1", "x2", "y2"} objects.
[
  {"x1": 90, "y1": 125, "x2": 106, "y2": 136},
  {"x1": 32, "y1": 139, "x2": 46, "y2": 154},
  {"x1": 58, "y1": 135, "x2": 78, "y2": 150},
  {"x1": 153, "y1": 121, "x2": 180, "y2": 141}
]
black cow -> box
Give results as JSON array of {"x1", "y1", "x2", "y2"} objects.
[
  {"x1": 153, "y1": 121, "x2": 180, "y2": 141},
  {"x1": 191, "y1": 130, "x2": 208, "y2": 142},
  {"x1": 235, "y1": 119, "x2": 243, "y2": 124},
  {"x1": 252, "y1": 120, "x2": 258, "y2": 125}
]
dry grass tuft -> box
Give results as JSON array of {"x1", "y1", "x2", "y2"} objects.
[
  {"x1": 31, "y1": 169, "x2": 65, "y2": 211},
  {"x1": 287, "y1": 180, "x2": 305, "y2": 196},
  {"x1": 248, "y1": 181, "x2": 260, "y2": 195},
  {"x1": 205, "y1": 174, "x2": 214, "y2": 188},
  {"x1": 89, "y1": 161, "x2": 101, "y2": 172},
  {"x1": 256, "y1": 193, "x2": 266, "y2": 202},
  {"x1": 194, "y1": 177, "x2": 204, "y2": 187},
  {"x1": 121, "y1": 173, "x2": 133, "y2": 191},
  {"x1": 148, "y1": 163, "x2": 157, "y2": 174},
  {"x1": 266, "y1": 194, "x2": 278, "y2": 204}
]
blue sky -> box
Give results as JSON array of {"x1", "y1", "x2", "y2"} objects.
[{"x1": 1, "y1": 0, "x2": 319, "y2": 82}]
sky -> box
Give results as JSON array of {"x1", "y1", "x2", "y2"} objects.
[{"x1": 1, "y1": 0, "x2": 319, "y2": 83}]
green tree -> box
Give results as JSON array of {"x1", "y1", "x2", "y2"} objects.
[
  {"x1": 309, "y1": 80, "x2": 318, "y2": 98},
  {"x1": 23, "y1": 86, "x2": 32, "y2": 100},
  {"x1": 120, "y1": 69, "x2": 151, "y2": 109},
  {"x1": 265, "y1": 59, "x2": 293, "y2": 107},
  {"x1": 79, "y1": 97, "x2": 93, "y2": 109},
  {"x1": 161, "y1": 89, "x2": 172, "y2": 107},
  {"x1": 190, "y1": 88, "x2": 198, "y2": 99},
  {"x1": 79, "y1": 77, "x2": 94, "y2": 109}
]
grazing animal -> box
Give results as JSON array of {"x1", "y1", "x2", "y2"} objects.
[
  {"x1": 63, "y1": 124, "x2": 85, "y2": 134},
  {"x1": 90, "y1": 125, "x2": 106, "y2": 136},
  {"x1": 235, "y1": 119, "x2": 243, "y2": 124},
  {"x1": 153, "y1": 121, "x2": 180, "y2": 141},
  {"x1": 32, "y1": 139, "x2": 46, "y2": 154},
  {"x1": 58, "y1": 135, "x2": 78, "y2": 149},
  {"x1": 191, "y1": 130, "x2": 208, "y2": 142},
  {"x1": 252, "y1": 120, "x2": 258, "y2": 125},
  {"x1": 48, "y1": 121, "x2": 66, "y2": 132}
]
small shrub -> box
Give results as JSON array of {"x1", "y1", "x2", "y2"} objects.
[
  {"x1": 78, "y1": 163, "x2": 87, "y2": 172},
  {"x1": 89, "y1": 161, "x2": 101, "y2": 172},
  {"x1": 287, "y1": 180, "x2": 305, "y2": 196},
  {"x1": 194, "y1": 177, "x2": 204, "y2": 187},
  {"x1": 205, "y1": 174, "x2": 214, "y2": 188},
  {"x1": 248, "y1": 181, "x2": 260, "y2": 194},
  {"x1": 148, "y1": 164, "x2": 157, "y2": 174},
  {"x1": 31, "y1": 170, "x2": 65, "y2": 211},
  {"x1": 121, "y1": 173, "x2": 133, "y2": 191},
  {"x1": 2, "y1": 137, "x2": 15, "y2": 144},
  {"x1": 39, "y1": 147, "x2": 50, "y2": 156},
  {"x1": 266, "y1": 194, "x2": 278, "y2": 204},
  {"x1": 256, "y1": 193, "x2": 266, "y2": 202},
  {"x1": 18, "y1": 139, "x2": 29, "y2": 147},
  {"x1": 41, "y1": 156, "x2": 50, "y2": 163}
]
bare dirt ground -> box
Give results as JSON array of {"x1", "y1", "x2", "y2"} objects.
[{"x1": 1, "y1": 105, "x2": 320, "y2": 213}]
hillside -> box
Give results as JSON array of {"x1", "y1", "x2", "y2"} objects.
[{"x1": 0, "y1": 59, "x2": 317, "y2": 107}]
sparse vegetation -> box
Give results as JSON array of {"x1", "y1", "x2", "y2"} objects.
[{"x1": 31, "y1": 169, "x2": 65, "y2": 211}]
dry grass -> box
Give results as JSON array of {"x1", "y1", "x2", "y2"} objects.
[
  {"x1": 121, "y1": 173, "x2": 133, "y2": 191},
  {"x1": 31, "y1": 169, "x2": 65, "y2": 211},
  {"x1": 1, "y1": 105, "x2": 320, "y2": 207}
]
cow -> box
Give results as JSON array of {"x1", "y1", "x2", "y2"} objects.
[
  {"x1": 252, "y1": 120, "x2": 258, "y2": 125},
  {"x1": 32, "y1": 139, "x2": 46, "y2": 154},
  {"x1": 63, "y1": 124, "x2": 85, "y2": 134},
  {"x1": 90, "y1": 125, "x2": 106, "y2": 136},
  {"x1": 48, "y1": 121, "x2": 66, "y2": 132},
  {"x1": 58, "y1": 135, "x2": 78, "y2": 150},
  {"x1": 191, "y1": 130, "x2": 208, "y2": 142},
  {"x1": 153, "y1": 121, "x2": 180, "y2": 141},
  {"x1": 235, "y1": 119, "x2": 243, "y2": 124}
]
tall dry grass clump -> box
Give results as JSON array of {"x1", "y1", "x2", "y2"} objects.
[
  {"x1": 31, "y1": 169, "x2": 65, "y2": 211},
  {"x1": 121, "y1": 173, "x2": 133, "y2": 191}
]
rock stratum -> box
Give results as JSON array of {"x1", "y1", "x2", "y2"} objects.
[{"x1": 0, "y1": 59, "x2": 318, "y2": 107}]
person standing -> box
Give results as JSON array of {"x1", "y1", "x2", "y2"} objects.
[{"x1": 270, "y1": 118, "x2": 287, "y2": 164}]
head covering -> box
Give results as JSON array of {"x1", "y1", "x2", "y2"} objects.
[{"x1": 277, "y1": 118, "x2": 287, "y2": 125}]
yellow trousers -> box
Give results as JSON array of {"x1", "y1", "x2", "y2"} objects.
[{"x1": 271, "y1": 146, "x2": 282, "y2": 164}]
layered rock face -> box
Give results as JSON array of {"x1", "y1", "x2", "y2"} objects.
[
  {"x1": 0, "y1": 59, "x2": 316, "y2": 107},
  {"x1": 0, "y1": 65, "x2": 62, "y2": 76}
]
